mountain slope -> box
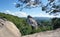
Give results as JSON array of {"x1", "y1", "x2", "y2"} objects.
[
  {"x1": 0, "y1": 13, "x2": 32, "y2": 35},
  {"x1": 0, "y1": 13, "x2": 54, "y2": 35}
]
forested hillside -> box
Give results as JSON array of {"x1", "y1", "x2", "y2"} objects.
[
  {"x1": 0, "y1": 13, "x2": 32, "y2": 35},
  {"x1": 0, "y1": 12, "x2": 60, "y2": 35}
]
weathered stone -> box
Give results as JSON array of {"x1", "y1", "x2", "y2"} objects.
[
  {"x1": 0, "y1": 18, "x2": 21, "y2": 37},
  {"x1": 27, "y1": 15, "x2": 38, "y2": 29}
]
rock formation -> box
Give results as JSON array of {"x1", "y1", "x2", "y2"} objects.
[
  {"x1": 27, "y1": 15, "x2": 38, "y2": 29},
  {"x1": 0, "y1": 18, "x2": 21, "y2": 37}
]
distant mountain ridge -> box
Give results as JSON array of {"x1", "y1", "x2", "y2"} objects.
[{"x1": 33, "y1": 17, "x2": 51, "y2": 21}]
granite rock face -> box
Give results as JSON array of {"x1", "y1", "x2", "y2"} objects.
[
  {"x1": 0, "y1": 18, "x2": 21, "y2": 37},
  {"x1": 27, "y1": 15, "x2": 38, "y2": 29}
]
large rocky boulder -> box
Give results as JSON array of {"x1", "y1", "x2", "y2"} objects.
[
  {"x1": 27, "y1": 15, "x2": 38, "y2": 29},
  {"x1": 0, "y1": 18, "x2": 21, "y2": 37}
]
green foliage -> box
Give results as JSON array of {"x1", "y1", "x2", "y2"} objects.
[
  {"x1": 51, "y1": 18, "x2": 60, "y2": 29},
  {"x1": 0, "y1": 13, "x2": 32, "y2": 35},
  {"x1": 0, "y1": 12, "x2": 55, "y2": 35}
]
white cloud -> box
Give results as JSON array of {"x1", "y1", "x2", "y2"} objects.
[
  {"x1": 2, "y1": 10, "x2": 60, "y2": 18},
  {"x1": 13, "y1": 12, "x2": 28, "y2": 17},
  {"x1": 3, "y1": 10, "x2": 15, "y2": 15},
  {"x1": 38, "y1": 13, "x2": 60, "y2": 18},
  {"x1": 29, "y1": 12, "x2": 60, "y2": 18},
  {"x1": 3, "y1": 10, "x2": 28, "y2": 17}
]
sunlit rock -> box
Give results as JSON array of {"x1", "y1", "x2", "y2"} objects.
[{"x1": 0, "y1": 18, "x2": 21, "y2": 37}]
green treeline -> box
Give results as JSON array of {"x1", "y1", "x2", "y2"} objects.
[{"x1": 0, "y1": 12, "x2": 60, "y2": 35}]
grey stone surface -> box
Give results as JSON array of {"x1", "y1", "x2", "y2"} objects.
[{"x1": 27, "y1": 15, "x2": 38, "y2": 29}]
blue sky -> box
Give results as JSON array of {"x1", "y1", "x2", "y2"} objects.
[{"x1": 0, "y1": 0, "x2": 60, "y2": 17}]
